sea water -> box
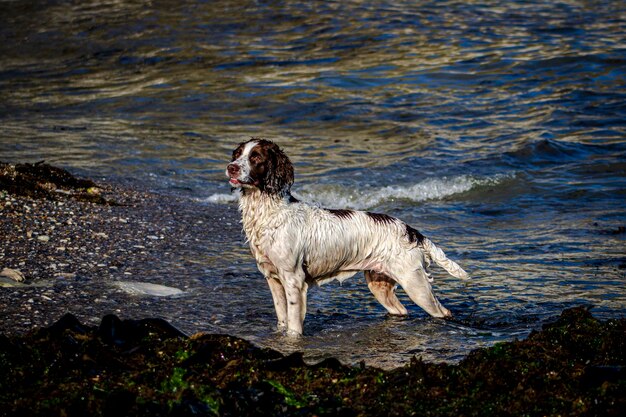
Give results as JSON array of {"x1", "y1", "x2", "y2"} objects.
[{"x1": 1, "y1": 0, "x2": 624, "y2": 367}]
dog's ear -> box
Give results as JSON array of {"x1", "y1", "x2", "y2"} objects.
[{"x1": 264, "y1": 141, "x2": 294, "y2": 195}]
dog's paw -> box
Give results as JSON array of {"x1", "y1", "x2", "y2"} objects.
[{"x1": 285, "y1": 328, "x2": 303, "y2": 337}]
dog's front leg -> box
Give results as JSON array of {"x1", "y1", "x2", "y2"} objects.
[
  {"x1": 281, "y1": 271, "x2": 307, "y2": 336},
  {"x1": 266, "y1": 276, "x2": 287, "y2": 329}
]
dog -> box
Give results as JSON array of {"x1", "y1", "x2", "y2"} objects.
[{"x1": 226, "y1": 138, "x2": 469, "y2": 335}]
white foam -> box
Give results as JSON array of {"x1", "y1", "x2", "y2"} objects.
[
  {"x1": 295, "y1": 174, "x2": 508, "y2": 210},
  {"x1": 200, "y1": 192, "x2": 239, "y2": 204},
  {"x1": 202, "y1": 174, "x2": 510, "y2": 210},
  {"x1": 114, "y1": 281, "x2": 184, "y2": 297}
]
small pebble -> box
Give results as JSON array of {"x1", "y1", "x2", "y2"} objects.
[{"x1": 0, "y1": 268, "x2": 26, "y2": 282}]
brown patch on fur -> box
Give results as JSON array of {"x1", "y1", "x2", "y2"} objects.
[
  {"x1": 327, "y1": 209, "x2": 355, "y2": 219},
  {"x1": 255, "y1": 139, "x2": 294, "y2": 195},
  {"x1": 406, "y1": 224, "x2": 425, "y2": 244},
  {"x1": 231, "y1": 144, "x2": 244, "y2": 161},
  {"x1": 366, "y1": 270, "x2": 393, "y2": 283},
  {"x1": 366, "y1": 212, "x2": 396, "y2": 225}
]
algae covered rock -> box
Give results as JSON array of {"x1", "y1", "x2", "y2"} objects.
[
  {"x1": 0, "y1": 161, "x2": 111, "y2": 204},
  {"x1": 0, "y1": 307, "x2": 624, "y2": 416}
]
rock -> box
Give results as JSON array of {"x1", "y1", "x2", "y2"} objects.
[
  {"x1": 96, "y1": 314, "x2": 187, "y2": 348},
  {"x1": 113, "y1": 281, "x2": 184, "y2": 297},
  {"x1": 0, "y1": 161, "x2": 116, "y2": 204},
  {"x1": 0, "y1": 268, "x2": 25, "y2": 282},
  {"x1": 0, "y1": 307, "x2": 624, "y2": 417}
]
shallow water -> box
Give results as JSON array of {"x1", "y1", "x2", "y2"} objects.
[{"x1": 1, "y1": 0, "x2": 625, "y2": 367}]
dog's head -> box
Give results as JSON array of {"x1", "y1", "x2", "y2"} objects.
[{"x1": 226, "y1": 138, "x2": 294, "y2": 196}]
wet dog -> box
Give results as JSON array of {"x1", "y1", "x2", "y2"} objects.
[{"x1": 227, "y1": 138, "x2": 469, "y2": 335}]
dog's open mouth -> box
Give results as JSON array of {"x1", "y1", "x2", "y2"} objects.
[{"x1": 229, "y1": 178, "x2": 256, "y2": 187}]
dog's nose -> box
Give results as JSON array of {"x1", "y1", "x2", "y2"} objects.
[{"x1": 227, "y1": 163, "x2": 239, "y2": 177}]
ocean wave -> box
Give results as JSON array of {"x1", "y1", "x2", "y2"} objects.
[
  {"x1": 295, "y1": 174, "x2": 510, "y2": 210},
  {"x1": 202, "y1": 174, "x2": 511, "y2": 209},
  {"x1": 201, "y1": 192, "x2": 239, "y2": 204}
]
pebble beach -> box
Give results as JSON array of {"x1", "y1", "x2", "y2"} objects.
[{"x1": 0, "y1": 161, "x2": 240, "y2": 335}]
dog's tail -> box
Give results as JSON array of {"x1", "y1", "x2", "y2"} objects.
[{"x1": 421, "y1": 238, "x2": 470, "y2": 280}]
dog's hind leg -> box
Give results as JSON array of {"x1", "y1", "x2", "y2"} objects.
[
  {"x1": 365, "y1": 271, "x2": 408, "y2": 316},
  {"x1": 398, "y1": 269, "x2": 451, "y2": 318}
]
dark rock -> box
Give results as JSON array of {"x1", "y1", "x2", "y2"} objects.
[
  {"x1": 97, "y1": 315, "x2": 187, "y2": 350},
  {"x1": 0, "y1": 160, "x2": 115, "y2": 204},
  {"x1": 15, "y1": 162, "x2": 97, "y2": 190},
  {"x1": 41, "y1": 312, "x2": 89, "y2": 337},
  {"x1": 265, "y1": 351, "x2": 306, "y2": 371},
  {"x1": 583, "y1": 365, "x2": 626, "y2": 386}
]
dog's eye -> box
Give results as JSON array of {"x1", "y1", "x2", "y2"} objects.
[{"x1": 250, "y1": 152, "x2": 261, "y2": 163}]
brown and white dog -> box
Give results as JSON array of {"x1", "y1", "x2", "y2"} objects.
[{"x1": 226, "y1": 138, "x2": 469, "y2": 336}]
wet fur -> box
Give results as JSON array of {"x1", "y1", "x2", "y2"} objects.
[{"x1": 226, "y1": 138, "x2": 469, "y2": 336}]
